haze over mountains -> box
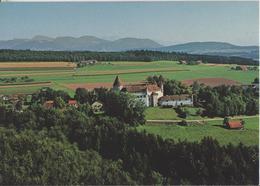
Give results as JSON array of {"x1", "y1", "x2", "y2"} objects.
[{"x1": 0, "y1": 35, "x2": 258, "y2": 60}]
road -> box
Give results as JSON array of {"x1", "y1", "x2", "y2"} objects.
[{"x1": 146, "y1": 115, "x2": 259, "y2": 124}]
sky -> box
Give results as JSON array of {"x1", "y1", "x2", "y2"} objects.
[{"x1": 0, "y1": 2, "x2": 258, "y2": 46}]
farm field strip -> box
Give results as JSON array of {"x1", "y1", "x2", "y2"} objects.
[
  {"x1": 0, "y1": 61, "x2": 76, "y2": 68},
  {"x1": 0, "y1": 71, "x2": 75, "y2": 77},
  {"x1": 64, "y1": 81, "x2": 141, "y2": 90},
  {"x1": 0, "y1": 85, "x2": 45, "y2": 94},
  {"x1": 0, "y1": 61, "x2": 258, "y2": 94},
  {"x1": 0, "y1": 69, "x2": 74, "y2": 75},
  {"x1": 74, "y1": 68, "x2": 189, "y2": 76},
  {"x1": 0, "y1": 67, "x2": 75, "y2": 71},
  {"x1": 0, "y1": 81, "x2": 52, "y2": 88},
  {"x1": 0, "y1": 81, "x2": 51, "y2": 87}
]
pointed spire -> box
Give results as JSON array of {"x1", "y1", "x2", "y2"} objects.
[{"x1": 113, "y1": 75, "x2": 122, "y2": 87}]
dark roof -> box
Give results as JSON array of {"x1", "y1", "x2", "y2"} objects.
[
  {"x1": 159, "y1": 94, "x2": 192, "y2": 101},
  {"x1": 227, "y1": 121, "x2": 243, "y2": 129},
  {"x1": 113, "y1": 75, "x2": 122, "y2": 87}
]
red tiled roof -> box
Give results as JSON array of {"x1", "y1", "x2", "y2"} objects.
[
  {"x1": 124, "y1": 84, "x2": 147, "y2": 93},
  {"x1": 227, "y1": 121, "x2": 243, "y2": 129},
  {"x1": 147, "y1": 84, "x2": 161, "y2": 92},
  {"x1": 124, "y1": 83, "x2": 161, "y2": 93},
  {"x1": 68, "y1": 100, "x2": 77, "y2": 105}
]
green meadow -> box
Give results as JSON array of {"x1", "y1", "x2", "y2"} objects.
[
  {"x1": 145, "y1": 107, "x2": 205, "y2": 120},
  {"x1": 0, "y1": 61, "x2": 258, "y2": 95},
  {"x1": 137, "y1": 116, "x2": 259, "y2": 146}
]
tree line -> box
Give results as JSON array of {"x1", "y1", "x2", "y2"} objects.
[
  {"x1": 147, "y1": 75, "x2": 258, "y2": 117},
  {"x1": 0, "y1": 87, "x2": 258, "y2": 185},
  {"x1": 0, "y1": 49, "x2": 257, "y2": 65},
  {"x1": 193, "y1": 83, "x2": 259, "y2": 117}
]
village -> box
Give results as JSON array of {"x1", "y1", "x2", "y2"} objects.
[{"x1": 1, "y1": 74, "x2": 258, "y2": 130}]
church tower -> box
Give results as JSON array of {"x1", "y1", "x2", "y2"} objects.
[{"x1": 113, "y1": 75, "x2": 123, "y2": 91}]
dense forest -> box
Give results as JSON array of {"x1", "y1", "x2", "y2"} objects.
[
  {"x1": 0, "y1": 87, "x2": 258, "y2": 185},
  {"x1": 0, "y1": 49, "x2": 257, "y2": 65}
]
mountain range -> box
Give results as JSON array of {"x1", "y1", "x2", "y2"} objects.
[{"x1": 0, "y1": 35, "x2": 258, "y2": 60}]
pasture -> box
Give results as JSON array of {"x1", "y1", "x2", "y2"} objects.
[
  {"x1": 137, "y1": 116, "x2": 259, "y2": 146},
  {"x1": 0, "y1": 61, "x2": 258, "y2": 95},
  {"x1": 145, "y1": 107, "x2": 204, "y2": 120}
]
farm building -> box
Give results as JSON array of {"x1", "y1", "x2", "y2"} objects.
[
  {"x1": 158, "y1": 94, "x2": 193, "y2": 107},
  {"x1": 112, "y1": 76, "x2": 163, "y2": 107},
  {"x1": 68, "y1": 100, "x2": 78, "y2": 108},
  {"x1": 240, "y1": 65, "x2": 248, "y2": 71},
  {"x1": 179, "y1": 60, "x2": 187, "y2": 64},
  {"x1": 225, "y1": 120, "x2": 244, "y2": 129},
  {"x1": 80, "y1": 60, "x2": 98, "y2": 65}
]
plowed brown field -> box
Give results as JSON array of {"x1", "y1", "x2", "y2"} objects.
[
  {"x1": 182, "y1": 78, "x2": 241, "y2": 87},
  {"x1": 0, "y1": 62, "x2": 76, "y2": 68}
]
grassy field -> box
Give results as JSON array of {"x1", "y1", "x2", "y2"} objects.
[
  {"x1": 0, "y1": 61, "x2": 258, "y2": 95},
  {"x1": 137, "y1": 116, "x2": 259, "y2": 146},
  {"x1": 145, "y1": 107, "x2": 204, "y2": 120}
]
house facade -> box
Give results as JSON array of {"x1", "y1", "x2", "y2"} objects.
[
  {"x1": 159, "y1": 94, "x2": 193, "y2": 107},
  {"x1": 112, "y1": 76, "x2": 163, "y2": 107}
]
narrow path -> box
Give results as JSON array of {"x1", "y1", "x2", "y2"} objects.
[{"x1": 146, "y1": 115, "x2": 259, "y2": 124}]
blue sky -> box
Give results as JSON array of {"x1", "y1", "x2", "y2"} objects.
[{"x1": 0, "y1": 2, "x2": 258, "y2": 45}]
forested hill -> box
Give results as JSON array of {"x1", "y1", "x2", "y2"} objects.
[{"x1": 0, "y1": 49, "x2": 257, "y2": 65}]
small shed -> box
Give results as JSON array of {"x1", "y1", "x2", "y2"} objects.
[{"x1": 226, "y1": 120, "x2": 243, "y2": 129}]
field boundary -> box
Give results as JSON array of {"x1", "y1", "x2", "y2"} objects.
[
  {"x1": 0, "y1": 81, "x2": 52, "y2": 88},
  {"x1": 74, "y1": 69, "x2": 190, "y2": 77}
]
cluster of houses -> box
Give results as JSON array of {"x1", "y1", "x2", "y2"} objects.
[
  {"x1": 0, "y1": 94, "x2": 32, "y2": 111},
  {"x1": 112, "y1": 75, "x2": 194, "y2": 107},
  {"x1": 43, "y1": 99, "x2": 78, "y2": 109},
  {"x1": 77, "y1": 60, "x2": 99, "y2": 68},
  {"x1": 179, "y1": 60, "x2": 202, "y2": 65}
]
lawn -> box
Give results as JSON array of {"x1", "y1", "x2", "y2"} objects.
[
  {"x1": 137, "y1": 116, "x2": 259, "y2": 146},
  {"x1": 145, "y1": 107, "x2": 204, "y2": 120}
]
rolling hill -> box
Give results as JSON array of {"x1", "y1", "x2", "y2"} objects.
[
  {"x1": 0, "y1": 35, "x2": 162, "y2": 51},
  {"x1": 0, "y1": 36, "x2": 258, "y2": 59},
  {"x1": 158, "y1": 42, "x2": 259, "y2": 60}
]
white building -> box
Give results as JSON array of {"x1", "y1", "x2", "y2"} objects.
[
  {"x1": 112, "y1": 76, "x2": 163, "y2": 107},
  {"x1": 159, "y1": 94, "x2": 193, "y2": 107}
]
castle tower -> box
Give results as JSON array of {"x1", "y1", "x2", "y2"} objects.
[
  {"x1": 158, "y1": 81, "x2": 164, "y2": 94},
  {"x1": 113, "y1": 75, "x2": 123, "y2": 91}
]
